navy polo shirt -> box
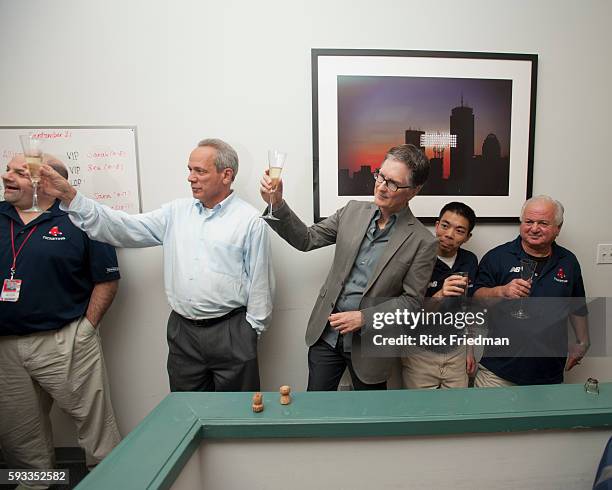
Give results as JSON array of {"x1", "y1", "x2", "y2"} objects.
[
  {"x1": 417, "y1": 248, "x2": 478, "y2": 352},
  {"x1": 0, "y1": 201, "x2": 120, "y2": 335},
  {"x1": 426, "y1": 248, "x2": 479, "y2": 298},
  {"x1": 474, "y1": 236, "x2": 587, "y2": 385}
]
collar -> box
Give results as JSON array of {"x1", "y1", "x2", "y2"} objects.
[
  {"x1": 436, "y1": 248, "x2": 469, "y2": 270},
  {"x1": 437, "y1": 252, "x2": 457, "y2": 264},
  {"x1": 372, "y1": 208, "x2": 398, "y2": 225},
  {"x1": 0, "y1": 200, "x2": 65, "y2": 227},
  {"x1": 194, "y1": 191, "x2": 236, "y2": 217},
  {"x1": 508, "y1": 235, "x2": 566, "y2": 261},
  {"x1": 375, "y1": 203, "x2": 415, "y2": 226},
  {"x1": 509, "y1": 235, "x2": 569, "y2": 280}
]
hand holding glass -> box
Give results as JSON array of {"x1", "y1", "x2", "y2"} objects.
[
  {"x1": 511, "y1": 259, "x2": 537, "y2": 319},
  {"x1": 262, "y1": 149, "x2": 286, "y2": 221},
  {"x1": 19, "y1": 134, "x2": 46, "y2": 213},
  {"x1": 453, "y1": 272, "x2": 469, "y2": 297}
]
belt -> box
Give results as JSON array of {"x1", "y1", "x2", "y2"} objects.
[{"x1": 175, "y1": 307, "x2": 246, "y2": 327}]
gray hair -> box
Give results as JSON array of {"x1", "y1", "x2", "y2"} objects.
[
  {"x1": 385, "y1": 144, "x2": 430, "y2": 187},
  {"x1": 197, "y1": 138, "x2": 239, "y2": 179},
  {"x1": 521, "y1": 195, "x2": 564, "y2": 226}
]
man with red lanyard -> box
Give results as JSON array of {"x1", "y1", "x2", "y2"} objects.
[{"x1": 0, "y1": 155, "x2": 121, "y2": 489}]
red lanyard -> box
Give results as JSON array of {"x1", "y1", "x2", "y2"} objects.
[{"x1": 10, "y1": 221, "x2": 38, "y2": 279}]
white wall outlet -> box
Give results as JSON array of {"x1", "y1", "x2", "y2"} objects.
[{"x1": 597, "y1": 244, "x2": 612, "y2": 264}]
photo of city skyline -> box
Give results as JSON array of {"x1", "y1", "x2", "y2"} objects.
[{"x1": 337, "y1": 75, "x2": 513, "y2": 196}]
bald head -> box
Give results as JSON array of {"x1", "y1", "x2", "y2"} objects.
[
  {"x1": 43, "y1": 154, "x2": 68, "y2": 179},
  {"x1": 9, "y1": 154, "x2": 26, "y2": 166}
]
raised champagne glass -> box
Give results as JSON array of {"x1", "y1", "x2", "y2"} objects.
[
  {"x1": 511, "y1": 258, "x2": 537, "y2": 319},
  {"x1": 19, "y1": 134, "x2": 46, "y2": 213},
  {"x1": 262, "y1": 149, "x2": 286, "y2": 221}
]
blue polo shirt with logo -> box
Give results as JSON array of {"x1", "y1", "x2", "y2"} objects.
[
  {"x1": 473, "y1": 236, "x2": 587, "y2": 385},
  {"x1": 426, "y1": 247, "x2": 479, "y2": 298},
  {"x1": 0, "y1": 201, "x2": 120, "y2": 335},
  {"x1": 417, "y1": 248, "x2": 478, "y2": 352}
]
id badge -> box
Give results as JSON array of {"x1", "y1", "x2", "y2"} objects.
[{"x1": 1, "y1": 278, "x2": 22, "y2": 302}]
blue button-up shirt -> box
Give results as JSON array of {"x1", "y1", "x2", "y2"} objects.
[
  {"x1": 63, "y1": 191, "x2": 274, "y2": 333},
  {"x1": 322, "y1": 209, "x2": 396, "y2": 349}
]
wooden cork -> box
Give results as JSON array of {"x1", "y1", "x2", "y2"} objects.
[
  {"x1": 252, "y1": 392, "x2": 264, "y2": 412},
  {"x1": 279, "y1": 385, "x2": 291, "y2": 405}
]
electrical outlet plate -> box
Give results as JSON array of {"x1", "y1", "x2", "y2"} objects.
[{"x1": 597, "y1": 244, "x2": 612, "y2": 264}]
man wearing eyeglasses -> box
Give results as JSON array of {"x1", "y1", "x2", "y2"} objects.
[{"x1": 260, "y1": 144, "x2": 437, "y2": 391}]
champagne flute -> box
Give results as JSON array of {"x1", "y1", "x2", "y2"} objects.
[
  {"x1": 511, "y1": 258, "x2": 537, "y2": 319},
  {"x1": 262, "y1": 149, "x2": 286, "y2": 221},
  {"x1": 19, "y1": 134, "x2": 47, "y2": 213}
]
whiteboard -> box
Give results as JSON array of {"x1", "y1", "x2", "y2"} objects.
[{"x1": 0, "y1": 126, "x2": 142, "y2": 213}]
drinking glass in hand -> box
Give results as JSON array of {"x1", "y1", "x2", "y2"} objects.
[
  {"x1": 453, "y1": 271, "x2": 469, "y2": 297},
  {"x1": 511, "y1": 258, "x2": 537, "y2": 319},
  {"x1": 262, "y1": 149, "x2": 286, "y2": 221},
  {"x1": 19, "y1": 134, "x2": 47, "y2": 213},
  {"x1": 453, "y1": 271, "x2": 470, "y2": 314}
]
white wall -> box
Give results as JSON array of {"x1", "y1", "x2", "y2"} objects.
[
  {"x1": 172, "y1": 430, "x2": 612, "y2": 490},
  {"x1": 0, "y1": 0, "x2": 610, "y2": 445}
]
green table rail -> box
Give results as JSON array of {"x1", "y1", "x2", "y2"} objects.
[{"x1": 76, "y1": 383, "x2": 612, "y2": 489}]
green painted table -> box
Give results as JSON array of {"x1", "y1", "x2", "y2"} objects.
[{"x1": 76, "y1": 383, "x2": 612, "y2": 489}]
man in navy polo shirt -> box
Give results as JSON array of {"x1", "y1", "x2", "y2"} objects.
[
  {"x1": 401, "y1": 202, "x2": 478, "y2": 389},
  {"x1": 0, "y1": 155, "x2": 121, "y2": 486},
  {"x1": 473, "y1": 195, "x2": 589, "y2": 387}
]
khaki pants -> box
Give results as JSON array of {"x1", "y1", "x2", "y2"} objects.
[
  {"x1": 474, "y1": 363, "x2": 516, "y2": 388},
  {"x1": 0, "y1": 317, "x2": 120, "y2": 490},
  {"x1": 401, "y1": 347, "x2": 468, "y2": 389}
]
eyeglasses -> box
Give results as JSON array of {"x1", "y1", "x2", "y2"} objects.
[{"x1": 373, "y1": 170, "x2": 416, "y2": 192}]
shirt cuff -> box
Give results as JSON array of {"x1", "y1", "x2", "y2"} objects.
[
  {"x1": 59, "y1": 190, "x2": 87, "y2": 212},
  {"x1": 245, "y1": 313, "x2": 266, "y2": 336}
]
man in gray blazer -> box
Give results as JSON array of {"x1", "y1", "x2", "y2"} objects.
[{"x1": 260, "y1": 144, "x2": 437, "y2": 390}]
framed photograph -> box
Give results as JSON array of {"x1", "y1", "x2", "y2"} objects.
[{"x1": 311, "y1": 49, "x2": 537, "y2": 223}]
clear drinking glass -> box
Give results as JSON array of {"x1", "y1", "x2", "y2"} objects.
[
  {"x1": 19, "y1": 134, "x2": 47, "y2": 213},
  {"x1": 511, "y1": 259, "x2": 537, "y2": 319},
  {"x1": 262, "y1": 149, "x2": 286, "y2": 221},
  {"x1": 453, "y1": 271, "x2": 470, "y2": 313},
  {"x1": 453, "y1": 271, "x2": 469, "y2": 296}
]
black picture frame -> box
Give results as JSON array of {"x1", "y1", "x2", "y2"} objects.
[{"x1": 312, "y1": 49, "x2": 537, "y2": 223}]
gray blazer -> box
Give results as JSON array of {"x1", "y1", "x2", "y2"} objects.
[{"x1": 268, "y1": 200, "x2": 437, "y2": 384}]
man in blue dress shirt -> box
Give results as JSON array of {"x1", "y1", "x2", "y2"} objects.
[{"x1": 41, "y1": 139, "x2": 274, "y2": 392}]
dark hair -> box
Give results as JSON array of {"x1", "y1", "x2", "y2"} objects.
[
  {"x1": 438, "y1": 201, "x2": 477, "y2": 232},
  {"x1": 385, "y1": 144, "x2": 430, "y2": 187}
]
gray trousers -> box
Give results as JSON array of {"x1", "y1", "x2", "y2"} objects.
[{"x1": 166, "y1": 309, "x2": 260, "y2": 392}]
